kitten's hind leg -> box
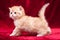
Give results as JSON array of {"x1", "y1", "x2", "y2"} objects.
[
  {"x1": 37, "y1": 29, "x2": 48, "y2": 37},
  {"x1": 10, "y1": 27, "x2": 21, "y2": 36},
  {"x1": 37, "y1": 32, "x2": 46, "y2": 37}
]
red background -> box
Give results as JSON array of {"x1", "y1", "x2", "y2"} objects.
[{"x1": 0, "y1": 0, "x2": 60, "y2": 40}]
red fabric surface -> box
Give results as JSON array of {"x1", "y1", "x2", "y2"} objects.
[{"x1": 0, "y1": 0, "x2": 60, "y2": 40}]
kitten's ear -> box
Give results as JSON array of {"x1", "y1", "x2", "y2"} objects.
[
  {"x1": 9, "y1": 8, "x2": 11, "y2": 10},
  {"x1": 19, "y1": 6, "x2": 24, "y2": 10}
]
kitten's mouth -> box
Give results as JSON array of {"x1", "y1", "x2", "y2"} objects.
[
  {"x1": 12, "y1": 17, "x2": 16, "y2": 20},
  {"x1": 12, "y1": 16, "x2": 19, "y2": 20}
]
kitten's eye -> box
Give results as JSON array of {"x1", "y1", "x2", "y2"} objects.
[
  {"x1": 11, "y1": 12, "x2": 12, "y2": 14},
  {"x1": 14, "y1": 12, "x2": 16, "y2": 14}
]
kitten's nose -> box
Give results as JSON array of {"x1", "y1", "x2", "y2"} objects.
[{"x1": 12, "y1": 15, "x2": 13, "y2": 16}]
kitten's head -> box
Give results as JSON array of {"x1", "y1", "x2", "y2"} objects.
[{"x1": 9, "y1": 6, "x2": 25, "y2": 20}]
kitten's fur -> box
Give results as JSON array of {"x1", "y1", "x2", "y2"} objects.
[{"x1": 9, "y1": 3, "x2": 51, "y2": 36}]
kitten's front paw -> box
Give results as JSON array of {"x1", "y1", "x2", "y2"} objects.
[
  {"x1": 10, "y1": 33, "x2": 20, "y2": 36},
  {"x1": 10, "y1": 34, "x2": 15, "y2": 36}
]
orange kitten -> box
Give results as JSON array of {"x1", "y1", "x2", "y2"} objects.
[{"x1": 9, "y1": 3, "x2": 51, "y2": 36}]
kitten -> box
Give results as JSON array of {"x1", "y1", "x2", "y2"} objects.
[{"x1": 9, "y1": 3, "x2": 51, "y2": 36}]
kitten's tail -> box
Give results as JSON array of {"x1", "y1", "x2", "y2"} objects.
[{"x1": 38, "y1": 3, "x2": 49, "y2": 20}]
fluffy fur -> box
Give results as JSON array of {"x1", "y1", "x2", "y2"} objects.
[{"x1": 9, "y1": 3, "x2": 51, "y2": 36}]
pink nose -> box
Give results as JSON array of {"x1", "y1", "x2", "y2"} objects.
[{"x1": 12, "y1": 15, "x2": 13, "y2": 16}]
